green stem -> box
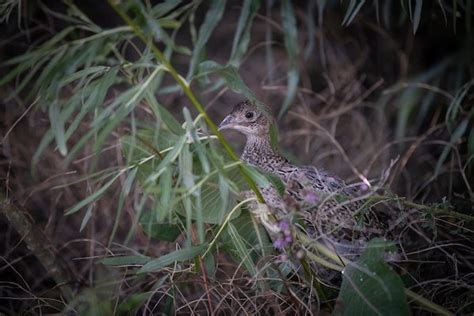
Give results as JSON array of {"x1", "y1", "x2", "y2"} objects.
[{"x1": 107, "y1": 1, "x2": 264, "y2": 202}]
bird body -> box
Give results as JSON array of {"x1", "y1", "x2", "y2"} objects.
[{"x1": 218, "y1": 100, "x2": 385, "y2": 257}]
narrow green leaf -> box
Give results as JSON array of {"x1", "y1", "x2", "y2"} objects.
[
  {"x1": 241, "y1": 164, "x2": 271, "y2": 188},
  {"x1": 146, "y1": 134, "x2": 187, "y2": 183},
  {"x1": 413, "y1": 0, "x2": 423, "y2": 33},
  {"x1": 65, "y1": 171, "x2": 123, "y2": 215},
  {"x1": 62, "y1": 66, "x2": 110, "y2": 85},
  {"x1": 446, "y1": 81, "x2": 473, "y2": 129},
  {"x1": 227, "y1": 223, "x2": 257, "y2": 276},
  {"x1": 204, "y1": 252, "x2": 216, "y2": 278},
  {"x1": 64, "y1": 67, "x2": 119, "y2": 144},
  {"x1": 342, "y1": 0, "x2": 366, "y2": 26},
  {"x1": 48, "y1": 102, "x2": 68, "y2": 156},
  {"x1": 183, "y1": 107, "x2": 210, "y2": 173},
  {"x1": 157, "y1": 168, "x2": 173, "y2": 221},
  {"x1": 229, "y1": 0, "x2": 260, "y2": 65},
  {"x1": 197, "y1": 61, "x2": 257, "y2": 101},
  {"x1": 468, "y1": 127, "x2": 474, "y2": 163},
  {"x1": 434, "y1": 118, "x2": 469, "y2": 177},
  {"x1": 117, "y1": 292, "x2": 151, "y2": 315},
  {"x1": 317, "y1": 0, "x2": 327, "y2": 24},
  {"x1": 187, "y1": 0, "x2": 226, "y2": 79},
  {"x1": 139, "y1": 212, "x2": 182, "y2": 242},
  {"x1": 138, "y1": 244, "x2": 207, "y2": 273},
  {"x1": 304, "y1": 0, "x2": 317, "y2": 59},
  {"x1": 79, "y1": 204, "x2": 94, "y2": 232},
  {"x1": 395, "y1": 88, "x2": 420, "y2": 141},
  {"x1": 109, "y1": 168, "x2": 138, "y2": 245},
  {"x1": 152, "y1": 0, "x2": 183, "y2": 18},
  {"x1": 180, "y1": 192, "x2": 192, "y2": 247},
  {"x1": 279, "y1": 0, "x2": 300, "y2": 117},
  {"x1": 32, "y1": 129, "x2": 55, "y2": 175},
  {"x1": 1, "y1": 26, "x2": 75, "y2": 66},
  {"x1": 146, "y1": 92, "x2": 184, "y2": 135},
  {"x1": 265, "y1": 0, "x2": 275, "y2": 82},
  {"x1": 100, "y1": 255, "x2": 151, "y2": 266}
]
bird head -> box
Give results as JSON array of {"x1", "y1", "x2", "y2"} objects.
[{"x1": 218, "y1": 100, "x2": 271, "y2": 137}]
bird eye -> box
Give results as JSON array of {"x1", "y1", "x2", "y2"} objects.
[{"x1": 245, "y1": 112, "x2": 254, "y2": 119}]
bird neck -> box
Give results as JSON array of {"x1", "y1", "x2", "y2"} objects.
[{"x1": 242, "y1": 134, "x2": 292, "y2": 173}]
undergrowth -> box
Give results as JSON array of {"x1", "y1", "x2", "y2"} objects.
[{"x1": 0, "y1": 0, "x2": 473, "y2": 315}]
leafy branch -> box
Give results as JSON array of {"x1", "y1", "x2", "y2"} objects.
[{"x1": 107, "y1": 0, "x2": 264, "y2": 203}]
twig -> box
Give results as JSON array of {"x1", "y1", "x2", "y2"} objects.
[{"x1": 2, "y1": 96, "x2": 39, "y2": 143}]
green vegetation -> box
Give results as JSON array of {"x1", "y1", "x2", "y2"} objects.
[{"x1": 0, "y1": 0, "x2": 472, "y2": 314}]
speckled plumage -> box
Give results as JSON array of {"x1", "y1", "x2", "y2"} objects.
[{"x1": 219, "y1": 100, "x2": 385, "y2": 257}]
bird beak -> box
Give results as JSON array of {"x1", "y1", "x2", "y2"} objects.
[{"x1": 218, "y1": 115, "x2": 233, "y2": 131}]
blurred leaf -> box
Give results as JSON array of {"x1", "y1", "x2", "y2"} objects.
[
  {"x1": 0, "y1": 0, "x2": 19, "y2": 23},
  {"x1": 279, "y1": 0, "x2": 300, "y2": 117},
  {"x1": 229, "y1": 0, "x2": 260, "y2": 65},
  {"x1": 109, "y1": 168, "x2": 138, "y2": 245},
  {"x1": 316, "y1": 0, "x2": 327, "y2": 23},
  {"x1": 266, "y1": 174, "x2": 286, "y2": 196},
  {"x1": 395, "y1": 88, "x2": 420, "y2": 141},
  {"x1": 187, "y1": 0, "x2": 226, "y2": 79},
  {"x1": 241, "y1": 163, "x2": 285, "y2": 196},
  {"x1": 146, "y1": 92, "x2": 185, "y2": 135},
  {"x1": 304, "y1": 0, "x2": 317, "y2": 59},
  {"x1": 197, "y1": 61, "x2": 257, "y2": 101},
  {"x1": 183, "y1": 107, "x2": 210, "y2": 173},
  {"x1": 1, "y1": 26, "x2": 75, "y2": 67},
  {"x1": 221, "y1": 211, "x2": 273, "y2": 283},
  {"x1": 342, "y1": 0, "x2": 366, "y2": 26},
  {"x1": 146, "y1": 134, "x2": 187, "y2": 184},
  {"x1": 412, "y1": 0, "x2": 423, "y2": 34},
  {"x1": 269, "y1": 121, "x2": 279, "y2": 152},
  {"x1": 117, "y1": 292, "x2": 151, "y2": 316},
  {"x1": 122, "y1": 128, "x2": 243, "y2": 225},
  {"x1": 242, "y1": 164, "x2": 271, "y2": 188},
  {"x1": 140, "y1": 3, "x2": 189, "y2": 54},
  {"x1": 335, "y1": 238, "x2": 409, "y2": 316},
  {"x1": 156, "y1": 168, "x2": 173, "y2": 221},
  {"x1": 446, "y1": 80, "x2": 473, "y2": 130},
  {"x1": 226, "y1": 222, "x2": 258, "y2": 276},
  {"x1": 65, "y1": 171, "x2": 123, "y2": 215},
  {"x1": 48, "y1": 101, "x2": 67, "y2": 156},
  {"x1": 204, "y1": 252, "x2": 216, "y2": 278},
  {"x1": 151, "y1": 0, "x2": 183, "y2": 18},
  {"x1": 122, "y1": 129, "x2": 180, "y2": 161},
  {"x1": 139, "y1": 212, "x2": 182, "y2": 242},
  {"x1": 174, "y1": 167, "x2": 243, "y2": 224},
  {"x1": 100, "y1": 255, "x2": 151, "y2": 266},
  {"x1": 468, "y1": 127, "x2": 474, "y2": 165},
  {"x1": 80, "y1": 204, "x2": 94, "y2": 232},
  {"x1": 138, "y1": 244, "x2": 208, "y2": 273},
  {"x1": 434, "y1": 118, "x2": 469, "y2": 178}
]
